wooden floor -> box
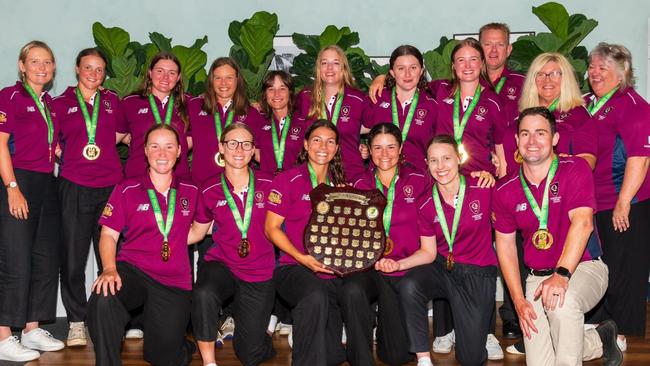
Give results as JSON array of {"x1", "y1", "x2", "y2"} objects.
[{"x1": 7, "y1": 303, "x2": 650, "y2": 366}]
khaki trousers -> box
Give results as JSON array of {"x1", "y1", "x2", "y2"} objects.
[{"x1": 524, "y1": 259, "x2": 608, "y2": 366}]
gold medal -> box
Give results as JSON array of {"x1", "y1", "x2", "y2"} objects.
[
  {"x1": 215, "y1": 152, "x2": 225, "y2": 167},
  {"x1": 532, "y1": 229, "x2": 553, "y2": 250},
  {"x1": 384, "y1": 237, "x2": 393, "y2": 256},
  {"x1": 514, "y1": 150, "x2": 523, "y2": 164},
  {"x1": 446, "y1": 252, "x2": 454, "y2": 271},
  {"x1": 82, "y1": 144, "x2": 101, "y2": 160},
  {"x1": 161, "y1": 241, "x2": 170, "y2": 262},
  {"x1": 238, "y1": 238, "x2": 250, "y2": 258},
  {"x1": 458, "y1": 143, "x2": 469, "y2": 164}
]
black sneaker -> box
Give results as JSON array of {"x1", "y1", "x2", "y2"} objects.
[
  {"x1": 502, "y1": 319, "x2": 523, "y2": 339},
  {"x1": 596, "y1": 320, "x2": 623, "y2": 366}
]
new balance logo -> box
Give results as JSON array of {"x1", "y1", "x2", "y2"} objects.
[
  {"x1": 137, "y1": 108, "x2": 149, "y2": 114},
  {"x1": 136, "y1": 203, "x2": 150, "y2": 211},
  {"x1": 515, "y1": 203, "x2": 528, "y2": 212},
  {"x1": 67, "y1": 107, "x2": 78, "y2": 114},
  {"x1": 27, "y1": 106, "x2": 36, "y2": 112}
]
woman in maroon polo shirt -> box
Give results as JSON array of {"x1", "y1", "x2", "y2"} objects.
[
  {"x1": 0, "y1": 40, "x2": 64, "y2": 362},
  {"x1": 87, "y1": 124, "x2": 207, "y2": 366},
  {"x1": 51, "y1": 47, "x2": 126, "y2": 348}
]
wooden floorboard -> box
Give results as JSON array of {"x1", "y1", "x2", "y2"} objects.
[{"x1": 5, "y1": 303, "x2": 650, "y2": 366}]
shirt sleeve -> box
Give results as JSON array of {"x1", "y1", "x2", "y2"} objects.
[
  {"x1": 99, "y1": 184, "x2": 127, "y2": 233},
  {"x1": 0, "y1": 88, "x2": 14, "y2": 134},
  {"x1": 417, "y1": 195, "x2": 436, "y2": 237},
  {"x1": 563, "y1": 159, "x2": 596, "y2": 212},
  {"x1": 266, "y1": 173, "x2": 290, "y2": 217},
  {"x1": 491, "y1": 184, "x2": 517, "y2": 234},
  {"x1": 491, "y1": 101, "x2": 506, "y2": 145},
  {"x1": 569, "y1": 108, "x2": 598, "y2": 156},
  {"x1": 115, "y1": 98, "x2": 129, "y2": 134},
  {"x1": 618, "y1": 100, "x2": 650, "y2": 157},
  {"x1": 194, "y1": 189, "x2": 212, "y2": 224}
]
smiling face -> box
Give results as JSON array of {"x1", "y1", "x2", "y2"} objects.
[
  {"x1": 76, "y1": 55, "x2": 106, "y2": 92},
  {"x1": 149, "y1": 59, "x2": 180, "y2": 96},
  {"x1": 588, "y1": 54, "x2": 622, "y2": 98},
  {"x1": 427, "y1": 142, "x2": 461, "y2": 186},
  {"x1": 265, "y1": 75, "x2": 290, "y2": 111},
  {"x1": 535, "y1": 61, "x2": 562, "y2": 106},
  {"x1": 389, "y1": 54, "x2": 424, "y2": 92},
  {"x1": 212, "y1": 64, "x2": 238, "y2": 102},
  {"x1": 370, "y1": 133, "x2": 402, "y2": 172},
  {"x1": 219, "y1": 127, "x2": 255, "y2": 169},
  {"x1": 319, "y1": 49, "x2": 343, "y2": 87},
  {"x1": 19, "y1": 47, "x2": 55, "y2": 88},
  {"x1": 304, "y1": 126, "x2": 338, "y2": 166},
  {"x1": 145, "y1": 128, "x2": 180, "y2": 175},
  {"x1": 516, "y1": 114, "x2": 559, "y2": 165},
  {"x1": 480, "y1": 28, "x2": 511, "y2": 71},
  {"x1": 453, "y1": 46, "x2": 482, "y2": 83}
]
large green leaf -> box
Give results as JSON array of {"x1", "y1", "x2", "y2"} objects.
[
  {"x1": 190, "y1": 36, "x2": 209, "y2": 50},
  {"x1": 242, "y1": 52, "x2": 274, "y2": 101},
  {"x1": 104, "y1": 75, "x2": 141, "y2": 98},
  {"x1": 239, "y1": 12, "x2": 278, "y2": 70},
  {"x1": 149, "y1": 32, "x2": 172, "y2": 52},
  {"x1": 338, "y1": 32, "x2": 360, "y2": 50},
  {"x1": 92, "y1": 22, "x2": 130, "y2": 59},
  {"x1": 228, "y1": 20, "x2": 243, "y2": 46},
  {"x1": 292, "y1": 33, "x2": 320, "y2": 55},
  {"x1": 529, "y1": 32, "x2": 563, "y2": 52},
  {"x1": 532, "y1": 2, "x2": 569, "y2": 40},
  {"x1": 319, "y1": 25, "x2": 350, "y2": 48},
  {"x1": 557, "y1": 19, "x2": 598, "y2": 54},
  {"x1": 188, "y1": 68, "x2": 207, "y2": 96},
  {"x1": 171, "y1": 45, "x2": 207, "y2": 92},
  {"x1": 508, "y1": 39, "x2": 544, "y2": 73},
  {"x1": 126, "y1": 41, "x2": 148, "y2": 76},
  {"x1": 441, "y1": 39, "x2": 459, "y2": 64},
  {"x1": 423, "y1": 51, "x2": 446, "y2": 81},
  {"x1": 140, "y1": 43, "x2": 159, "y2": 76},
  {"x1": 111, "y1": 52, "x2": 137, "y2": 78},
  {"x1": 229, "y1": 44, "x2": 252, "y2": 70}
]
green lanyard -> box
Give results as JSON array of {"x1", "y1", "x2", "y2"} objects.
[
  {"x1": 147, "y1": 187, "x2": 177, "y2": 262},
  {"x1": 391, "y1": 88, "x2": 420, "y2": 142},
  {"x1": 375, "y1": 169, "x2": 398, "y2": 238},
  {"x1": 519, "y1": 157, "x2": 558, "y2": 231},
  {"x1": 453, "y1": 86, "x2": 482, "y2": 145},
  {"x1": 75, "y1": 88, "x2": 100, "y2": 145},
  {"x1": 548, "y1": 98, "x2": 559, "y2": 113},
  {"x1": 23, "y1": 83, "x2": 54, "y2": 159},
  {"x1": 215, "y1": 109, "x2": 234, "y2": 140},
  {"x1": 221, "y1": 169, "x2": 255, "y2": 240},
  {"x1": 271, "y1": 115, "x2": 291, "y2": 170},
  {"x1": 307, "y1": 162, "x2": 330, "y2": 188},
  {"x1": 588, "y1": 87, "x2": 618, "y2": 115},
  {"x1": 148, "y1": 94, "x2": 174, "y2": 125},
  {"x1": 494, "y1": 76, "x2": 507, "y2": 94},
  {"x1": 432, "y1": 175, "x2": 466, "y2": 255},
  {"x1": 321, "y1": 93, "x2": 343, "y2": 126}
]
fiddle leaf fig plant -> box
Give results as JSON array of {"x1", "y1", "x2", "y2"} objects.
[{"x1": 423, "y1": 37, "x2": 459, "y2": 82}]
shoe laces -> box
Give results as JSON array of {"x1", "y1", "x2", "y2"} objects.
[{"x1": 487, "y1": 334, "x2": 500, "y2": 345}]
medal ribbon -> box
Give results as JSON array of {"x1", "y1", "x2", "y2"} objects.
[
  {"x1": 548, "y1": 98, "x2": 559, "y2": 113},
  {"x1": 147, "y1": 188, "x2": 177, "y2": 243},
  {"x1": 494, "y1": 76, "x2": 507, "y2": 94},
  {"x1": 23, "y1": 83, "x2": 54, "y2": 153},
  {"x1": 271, "y1": 115, "x2": 291, "y2": 170},
  {"x1": 375, "y1": 169, "x2": 398, "y2": 238},
  {"x1": 518, "y1": 156, "x2": 559, "y2": 231},
  {"x1": 148, "y1": 94, "x2": 175, "y2": 125},
  {"x1": 221, "y1": 169, "x2": 255, "y2": 240},
  {"x1": 391, "y1": 88, "x2": 420, "y2": 142},
  {"x1": 321, "y1": 93, "x2": 343, "y2": 126},
  {"x1": 75, "y1": 88, "x2": 100, "y2": 145},
  {"x1": 307, "y1": 162, "x2": 330, "y2": 188},
  {"x1": 432, "y1": 175, "x2": 466, "y2": 255},
  {"x1": 453, "y1": 86, "x2": 482, "y2": 145},
  {"x1": 588, "y1": 86, "x2": 618, "y2": 115},
  {"x1": 215, "y1": 109, "x2": 234, "y2": 140}
]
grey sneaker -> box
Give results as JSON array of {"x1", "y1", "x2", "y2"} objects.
[
  {"x1": 220, "y1": 317, "x2": 235, "y2": 340},
  {"x1": 432, "y1": 330, "x2": 455, "y2": 353},
  {"x1": 67, "y1": 321, "x2": 87, "y2": 347},
  {"x1": 486, "y1": 334, "x2": 504, "y2": 360}
]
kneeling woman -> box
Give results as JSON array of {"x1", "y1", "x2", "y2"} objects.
[
  {"x1": 190, "y1": 123, "x2": 276, "y2": 366},
  {"x1": 389, "y1": 135, "x2": 497, "y2": 366},
  {"x1": 87, "y1": 124, "x2": 208, "y2": 366},
  {"x1": 265, "y1": 120, "x2": 347, "y2": 366}
]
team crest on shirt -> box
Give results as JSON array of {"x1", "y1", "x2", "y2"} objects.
[
  {"x1": 104, "y1": 100, "x2": 113, "y2": 114},
  {"x1": 102, "y1": 203, "x2": 113, "y2": 218},
  {"x1": 550, "y1": 182, "x2": 561, "y2": 203},
  {"x1": 507, "y1": 87, "x2": 517, "y2": 100},
  {"x1": 470, "y1": 200, "x2": 483, "y2": 220},
  {"x1": 475, "y1": 106, "x2": 487, "y2": 121},
  {"x1": 268, "y1": 190, "x2": 282, "y2": 205},
  {"x1": 290, "y1": 126, "x2": 301, "y2": 141},
  {"x1": 255, "y1": 191, "x2": 265, "y2": 208},
  {"x1": 403, "y1": 185, "x2": 415, "y2": 203},
  {"x1": 0, "y1": 111, "x2": 6, "y2": 124},
  {"x1": 180, "y1": 197, "x2": 190, "y2": 216},
  {"x1": 598, "y1": 106, "x2": 614, "y2": 120},
  {"x1": 340, "y1": 105, "x2": 350, "y2": 123},
  {"x1": 415, "y1": 109, "x2": 426, "y2": 125}
]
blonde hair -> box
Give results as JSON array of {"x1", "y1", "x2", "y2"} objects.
[
  {"x1": 18, "y1": 40, "x2": 56, "y2": 82},
  {"x1": 588, "y1": 42, "x2": 634, "y2": 90},
  {"x1": 307, "y1": 45, "x2": 355, "y2": 120},
  {"x1": 519, "y1": 52, "x2": 584, "y2": 113}
]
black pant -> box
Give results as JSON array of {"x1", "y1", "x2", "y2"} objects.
[
  {"x1": 339, "y1": 270, "x2": 412, "y2": 366},
  {"x1": 597, "y1": 198, "x2": 650, "y2": 336},
  {"x1": 274, "y1": 265, "x2": 346, "y2": 366},
  {"x1": 87, "y1": 262, "x2": 192, "y2": 366},
  {"x1": 498, "y1": 231, "x2": 527, "y2": 324},
  {"x1": 0, "y1": 169, "x2": 60, "y2": 327},
  {"x1": 192, "y1": 261, "x2": 275, "y2": 365},
  {"x1": 400, "y1": 259, "x2": 497, "y2": 366},
  {"x1": 58, "y1": 177, "x2": 113, "y2": 323}
]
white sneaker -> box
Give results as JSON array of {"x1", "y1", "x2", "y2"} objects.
[
  {"x1": 506, "y1": 342, "x2": 525, "y2": 355},
  {"x1": 342, "y1": 326, "x2": 347, "y2": 345},
  {"x1": 125, "y1": 328, "x2": 144, "y2": 339},
  {"x1": 417, "y1": 356, "x2": 434, "y2": 366},
  {"x1": 278, "y1": 322, "x2": 292, "y2": 336},
  {"x1": 432, "y1": 330, "x2": 455, "y2": 353},
  {"x1": 288, "y1": 327, "x2": 293, "y2": 348},
  {"x1": 617, "y1": 336, "x2": 627, "y2": 352},
  {"x1": 267, "y1": 315, "x2": 278, "y2": 334},
  {"x1": 67, "y1": 321, "x2": 87, "y2": 347},
  {"x1": 0, "y1": 336, "x2": 40, "y2": 361},
  {"x1": 220, "y1": 317, "x2": 235, "y2": 340},
  {"x1": 215, "y1": 331, "x2": 224, "y2": 348},
  {"x1": 486, "y1": 333, "x2": 504, "y2": 360},
  {"x1": 21, "y1": 328, "x2": 65, "y2": 352}
]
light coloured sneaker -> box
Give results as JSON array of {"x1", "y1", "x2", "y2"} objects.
[
  {"x1": 617, "y1": 336, "x2": 627, "y2": 352},
  {"x1": 125, "y1": 328, "x2": 144, "y2": 339},
  {"x1": 288, "y1": 327, "x2": 293, "y2": 348},
  {"x1": 278, "y1": 322, "x2": 292, "y2": 336},
  {"x1": 21, "y1": 328, "x2": 65, "y2": 352},
  {"x1": 342, "y1": 326, "x2": 347, "y2": 345},
  {"x1": 67, "y1": 321, "x2": 87, "y2": 347},
  {"x1": 506, "y1": 341, "x2": 525, "y2": 355},
  {"x1": 267, "y1": 315, "x2": 278, "y2": 334},
  {"x1": 416, "y1": 357, "x2": 434, "y2": 366},
  {"x1": 486, "y1": 333, "x2": 504, "y2": 360},
  {"x1": 432, "y1": 330, "x2": 455, "y2": 353},
  {"x1": 215, "y1": 331, "x2": 225, "y2": 348},
  {"x1": 0, "y1": 336, "x2": 40, "y2": 361},
  {"x1": 220, "y1": 317, "x2": 235, "y2": 340}
]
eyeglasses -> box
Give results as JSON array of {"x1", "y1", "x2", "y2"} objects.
[
  {"x1": 535, "y1": 71, "x2": 562, "y2": 81},
  {"x1": 222, "y1": 140, "x2": 254, "y2": 151}
]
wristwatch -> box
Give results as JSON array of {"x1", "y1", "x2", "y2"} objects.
[
  {"x1": 5, "y1": 181, "x2": 17, "y2": 189},
  {"x1": 554, "y1": 266, "x2": 572, "y2": 279}
]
